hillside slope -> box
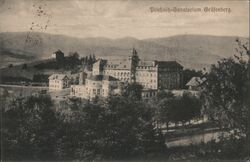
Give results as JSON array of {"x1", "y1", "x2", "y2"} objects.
[{"x1": 0, "y1": 32, "x2": 246, "y2": 70}]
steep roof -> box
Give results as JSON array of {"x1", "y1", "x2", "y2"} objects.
[
  {"x1": 105, "y1": 59, "x2": 131, "y2": 70},
  {"x1": 49, "y1": 74, "x2": 68, "y2": 80},
  {"x1": 138, "y1": 61, "x2": 155, "y2": 67},
  {"x1": 156, "y1": 61, "x2": 183, "y2": 69},
  {"x1": 186, "y1": 77, "x2": 204, "y2": 87},
  {"x1": 87, "y1": 75, "x2": 119, "y2": 81},
  {"x1": 94, "y1": 58, "x2": 183, "y2": 70}
]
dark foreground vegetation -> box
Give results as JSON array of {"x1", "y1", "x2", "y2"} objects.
[{"x1": 1, "y1": 92, "x2": 166, "y2": 160}]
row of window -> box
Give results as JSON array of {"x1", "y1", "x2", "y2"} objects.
[
  {"x1": 51, "y1": 80, "x2": 61, "y2": 84},
  {"x1": 91, "y1": 88, "x2": 109, "y2": 96},
  {"x1": 50, "y1": 84, "x2": 61, "y2": 88},
  {"x1": 71, "y1": 88, "x2": 109, "y2": 96},
  {"x1": 104, "y1": 71, "x2": 130, "y2": 77},
  {"x1": 142, "y1": 91, "x2": 157, "y2": 98},
  {"x1": 71, "y1": 87, "x2": 84, "y2": 93},
  {"x1": 136, "y1": 72, "x2": 156, "y2": 77},
  {"x1": 105, "y1": 65, "x2": 119, "y2": 68},
  {"x1": 137, "y1": 79, "x2": 157, "y2": 84},
  {"x1": 104, "y1": 71, "x2": 157, "y2": 79},
  {"x1": 137, "y1": 66, "x2": 154, "y2": 70}
]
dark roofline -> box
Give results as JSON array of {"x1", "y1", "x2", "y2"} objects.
[
  {"x1": 155, "y1": 61, "x2": 183, "y2": 69},
  {"x1": 87, "y1": 75, "x2": 119, "y2": 81}
]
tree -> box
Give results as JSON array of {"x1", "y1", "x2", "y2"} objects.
[
  {"x1": 2, "y1": 95, "x2": 58, "y2": 160},
  {"x1": 202, "y1": 58, "x2": 248, "y2": 131},
  {"x1": 22, "y1": 64, "x2": 28, "y2": 70},
  {"x1": 102, "y1": 96, "x2": 165, "y2": 158},
  {"x1": 154, "y1": 91, "x2": 175, "y2": 130},
  {"x1": 236, "y1": 39, "x2": 250, "y2": 156},
  {"x1": 181, "y1": 93, "x2": 202, "y2": 124},
  {"x1": 121, "y1": 82, "x2": 143, "y2": 100},
  {"x1": 55, "y1": 99, "x2": 104, "y2": 160},
  {"x1": 2, "y1": 93, "x2": 166, "y2": 160},
  {"x1": 8, "y1": 64, "x2": 13, "y2": 68},
  {"x1": 70, "y1": 52, "x2": 79, "y2": 59},
  {"x1": 160, "y1": 93, "x2": 202, "y2": 127},
  {"x1": 33, "y1": 74, "x2": 49, "y2": 83},
  {"x1": 202, "y1": 39, "x2": 249, "y2": 141},
  {"x1": 56, "y1": 96, "x2": 165, "y2": 160}
]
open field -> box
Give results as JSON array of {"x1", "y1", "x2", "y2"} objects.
[
  {"x1": 0, "y1": 84, "x2": 48, "y2": 97},
  {"x1": 0, "y1": 84, "x2": 71, "y2": 100}
]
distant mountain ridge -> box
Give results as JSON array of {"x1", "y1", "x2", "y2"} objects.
[{"x1": 0, "y1": 32, "x2": 247, "y2": 70}]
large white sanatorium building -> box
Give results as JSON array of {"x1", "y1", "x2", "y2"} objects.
[
  {"x1": 92, "y1": 48, "x2": 183, "y2": 90},
  {"x1": 70, "y1": 48, "x2": 184, "y2": 100}
]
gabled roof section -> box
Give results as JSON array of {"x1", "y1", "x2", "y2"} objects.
[
  {"x1": 49, "y1": 74, "x2": 68, "y2": 80},
  {"x1": 138, "y1": 61, "x2": 155, "y2": 67},
  {"x1": 105, "y1": 59, "x2": 131, "y2": 70},
  {"x1": 186, "y1": 77, "x2": 205, "y2": 87},
  {"x1": 156, "y1": 61, "x2": 183, "y2": 69}
]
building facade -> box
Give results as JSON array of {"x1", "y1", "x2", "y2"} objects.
[
  {"x1": 70, "y1": 48, "x2": 183, "y2": 100},
  {"x1": 70, "y1": 75, "x2": 120, "y2": 100},
  {"x1": 92, "y1": 48, "x2": 183, "y2": 90},
  {"x1": 51, "y1": 50, "x2": 64, "y2": 62},
  {"x1": 49, "y1": 74, "x2": 69, "y2": 91}
]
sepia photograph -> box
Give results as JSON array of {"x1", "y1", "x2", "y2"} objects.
[{"x1": 0, "y1": 0, "x2": 249, "y2": 161}]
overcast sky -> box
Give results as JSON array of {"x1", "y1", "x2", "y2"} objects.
[{"x1": 0, "y1": 0, "x2": 249, "y2": 39}]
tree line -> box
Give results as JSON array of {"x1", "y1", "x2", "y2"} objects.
[
  {"x1": 200, "y1": 39, "x2": 250, "y2": 157},
  {"x1": 34, "y1": 50, "x2": 97, "y2": 71},
  {"x1": 1, "y1": 86, "x2": 166, "y2": 160}
]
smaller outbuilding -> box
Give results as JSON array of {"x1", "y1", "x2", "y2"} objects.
[
  {"x1": 70, "y1": 74, "x2": 120, "y2": 100},
  {"x1": 186, "y1": 77, "x2": 205, "y2": 91},
  {"x1": 49, "y1": 74, "x2": 69, "y2": 91},
  {"x1": 51, "y1": 50, "x2": 64, "y2": 62}
]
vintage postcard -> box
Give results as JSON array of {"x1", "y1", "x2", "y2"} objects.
[{"x1": 0, "y1": 0, "x2": 249, "y2": 161}]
